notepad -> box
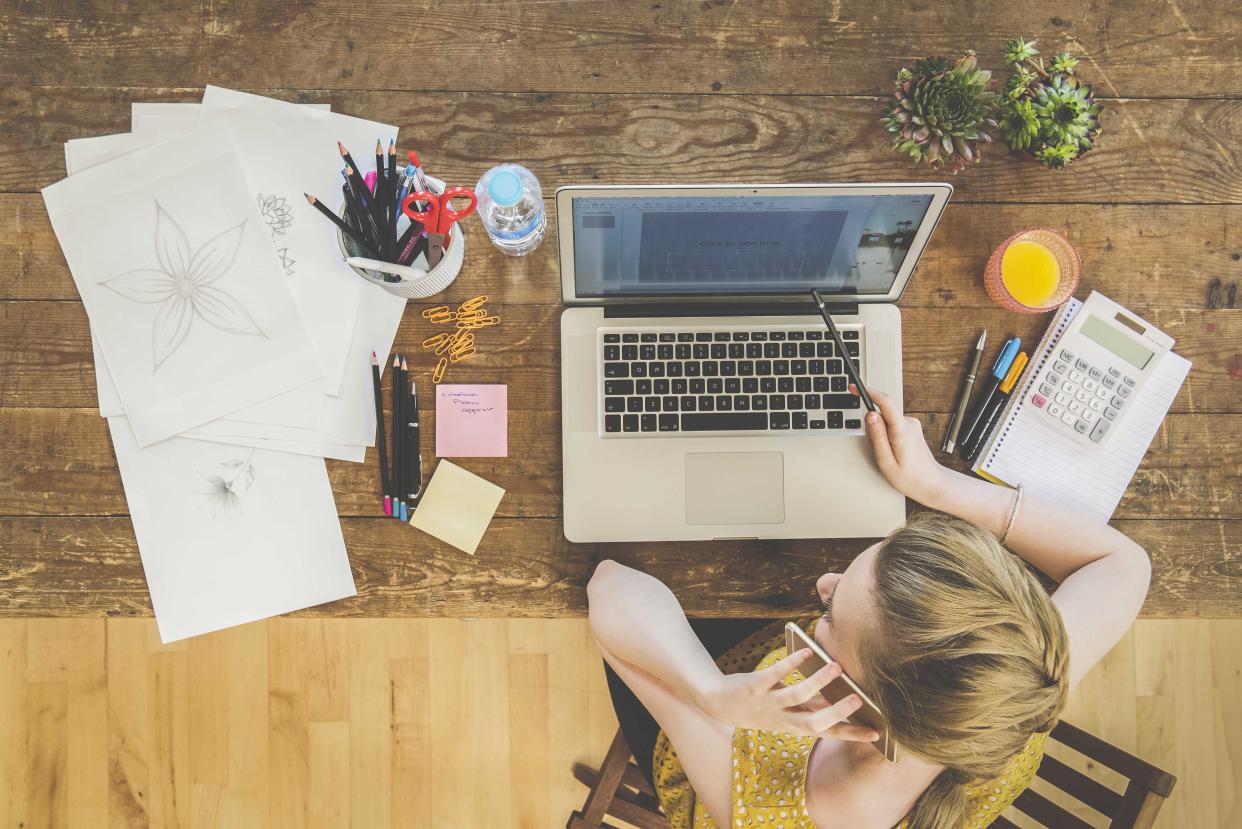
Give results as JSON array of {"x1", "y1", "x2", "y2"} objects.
[
  {"x1": 972, "y1": 298, "x2": 1191, "y2": 521},
  {"x1": 435, "y1": 384, "x2": 508, "y2": 457},
  {"x1": 409, "y1": 460, "x2": 505, "y2": 555}
]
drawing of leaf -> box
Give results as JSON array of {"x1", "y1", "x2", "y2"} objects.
[
  {"x1": 152, "y1": 294, "x2": 193, "y2": 368},
  {"x1": 192, "y1": 285, "x2": 266, "y2": 337},
  {"x1": 154, "y1": 201, "x2": 192, "y2": 277},
  {"x1": 188, "y1": 220, "x2": 246, "y2": 286},
  {"x1": 100, "y1": 269, "x2": 177, "y2": 303}
]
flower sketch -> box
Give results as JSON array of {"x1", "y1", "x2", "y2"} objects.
[
  {"x1": 100, "y1": 201, "x2": 267, "y2": 370},
  {"x1": 258, "y1": 193, "x2": 297, "y2": 277},
  {"x1": 199, "y1": 449, "x2": 258, "y2": 518}
]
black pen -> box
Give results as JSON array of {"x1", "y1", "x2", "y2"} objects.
[
  {"x1": 406, "y1": 372, "x2": 423, "y2": 508},
  {"x1": 810, "y1": 289, "x2": 876, "y2": 412},
  {"x1": 964, "y1": 352, "x2": 1029, "y2": 462},
  {"x1": 943, "y1": 330, "x2": 987, "y2": 453},
  {"x1": 959, "y1": 338, "x2": 1021, "y2": 459}
]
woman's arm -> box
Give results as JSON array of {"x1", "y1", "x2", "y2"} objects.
[{"x1": 861, "y1": 387, "x2": 1151, "y2": 689}]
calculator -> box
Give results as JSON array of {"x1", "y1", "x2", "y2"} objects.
[{"x1": 1026, "y1": 292, "x2": 1174, "y2": 447}]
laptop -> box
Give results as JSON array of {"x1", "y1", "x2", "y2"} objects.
[{"x1": 557, "y1": 183, "x2": 953, "y2": 542}]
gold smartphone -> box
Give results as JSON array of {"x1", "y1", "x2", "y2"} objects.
[{"x1": 783, "y1": 622, "x2": 898, "y2": 762}]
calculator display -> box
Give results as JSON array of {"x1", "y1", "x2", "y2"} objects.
[{"x1": 1079, "y1": 315, "x2": 1154, "y2": 369}]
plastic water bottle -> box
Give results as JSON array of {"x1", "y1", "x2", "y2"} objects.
[{"x1": 475, "y1": 164, "x2": 546, "y2": 256}]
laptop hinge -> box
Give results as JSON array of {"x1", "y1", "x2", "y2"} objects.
[{"x1": 602, "y1": 300, "x2": 860, "y2": 318}]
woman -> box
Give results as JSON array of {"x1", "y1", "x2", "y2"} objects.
[{"x1": 588, "y1": 388, "x2": 1151, "y2": 829}]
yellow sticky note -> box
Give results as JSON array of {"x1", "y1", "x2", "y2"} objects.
[{"x1": 408, "y1": 460, "x2": 505, "y2": 555}]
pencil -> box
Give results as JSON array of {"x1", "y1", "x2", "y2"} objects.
[
  {"x1": 375, "y1": 139, "x2": 387, "y2": 259},
  {"x1": 392, "y1": 353, "x2": 404, "y2": 520},
  {"x1": 344, "y1": 166, "x2": 383, "y2": 250},
  {"x1": 340, "y1": 173, "x2": 377, "y2": 250},
  {"x1": 304, "y1": 194, "x2": 379, "y2": 258},
  {"x1": 370, "y1": 352, "x2": 392, "y2": 516},
  {"x1": 340, "y1": 141, "x2": 385, "y2": 234},
  {"x1": 387, "y1": 140, "x2": 399, "y2": 261},
  {"x1": 405, "y1": 361, "x2": 422, "y2": 507}
]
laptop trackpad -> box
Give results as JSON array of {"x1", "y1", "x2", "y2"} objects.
[{"x1": 684, "y1": 452, "x2": 785, "y2": 525}]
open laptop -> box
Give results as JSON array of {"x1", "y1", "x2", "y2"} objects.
[{"x1": 558, "y1": 183, "x2": 953, "y2": 542}]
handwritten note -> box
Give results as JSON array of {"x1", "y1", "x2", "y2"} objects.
[{"x1": 435, "y1": 384, "x2": 507, "y2": 458}]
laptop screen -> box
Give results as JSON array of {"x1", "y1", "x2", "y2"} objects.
[{"x1": 570, "y1": 193, "x2": 935, "y2": 297}]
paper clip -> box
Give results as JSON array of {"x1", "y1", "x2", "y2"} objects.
[
  {"x1": 422, "y1": 332, "x2": 452, "y2": 349},
  {"x1": 459, "y1": 295, "x2": 488, "y2": 312},
  {"x1": 455, "y1": 309, "x2": 487, "y2": 323},
  {"x1": 423, "y1": 306, "x2": 457, "y2": 324},
  {"x1": 449, "y1": 347, "x2": 477, "y2": 363},
  {"x1": 434, "y1": 335, "x2": 458, "y2": 356},
  {"x1": 449, "y1": 335, "x2": 475, "y2": 356},
  {"x1": 432, "y1": 357, "x2": 448, "y2": 383},
  {"x1": 459, "y1": 316, "x2": 500, "y2": 329}
]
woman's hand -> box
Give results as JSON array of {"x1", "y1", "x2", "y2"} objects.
[
  {"x1": 698, "y1": 648, "x2": 880, "y2": 742},
  {"x1": 856, "y1": 385, "x2": 951, "y2": 505}
]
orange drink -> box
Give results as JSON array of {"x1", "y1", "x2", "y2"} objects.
[
  {"x1": 1001, "y1": 239, "x2": 1061, "y2": 307},
  {"x1": 984, "y1": 229, "x2": 1081, "y2": 314}
]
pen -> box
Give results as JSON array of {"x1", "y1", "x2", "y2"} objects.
[
  {"x1": 392, "y1": 353, "x2": 404, "y2": 520},
  {"x1": 406, "y1": 373, "x2": 423, "y2": 508},
  {"x1": 943, "y1": 330, "x2": 988, "y2": 453},
  {"x1": 370, "y1": 351, "x2": 391, "y2": 517},
  {"x1": 810, "y1": 289, "x2": 876, "y2": 412},
  {"x1": 407, "y1": 150, "x2": 430, "y2": 211},
  {"x1": 958, "y1": 337, "x2": 1021, "y2": 459},
  {"x1": 964, "y1": 351, "x2": 1028, "y2": 462}
]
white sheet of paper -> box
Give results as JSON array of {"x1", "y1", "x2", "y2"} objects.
[
  {"x1": 185, "y1": 430, "x2": 368, "y2": 462},
  {"x1": 198, "y1": 88, "x2": 395, "y2": 396},
  {"x1": 107, "y1": 415, "x2": 355, "y2": 643},
  {"x1": 44, "y1": 121, "x2": 322, "y2": 446},
  {"x1": 132, "y1": 101, "x2": 330, "y2": 142}
]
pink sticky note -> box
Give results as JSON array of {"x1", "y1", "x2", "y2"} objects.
[{"x1": 435, "y1": 384, "x2": 508, "y2": 458}]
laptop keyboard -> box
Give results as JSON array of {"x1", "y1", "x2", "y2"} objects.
[{"x1": 599, "y1": 327, "x2": 864, "y2": 436}]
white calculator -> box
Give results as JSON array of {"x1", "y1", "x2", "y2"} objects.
[{"x1": 1027, "y1": 292, "x2": 1174, "y2": 447}]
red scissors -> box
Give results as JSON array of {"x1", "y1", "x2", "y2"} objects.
[{"x1": 402, "y1": 186, "x2": 477, "y2": 267}]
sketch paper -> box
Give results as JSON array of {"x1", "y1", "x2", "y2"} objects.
[
  {"x1": 197, "y1": 88, "x2": 388, "y2": 396},
  {"x1": 107, "y1": 416, "x2": 355, "y2": 643},
  {"x1": 408, "y1": 460, "x2": 505, "y2": 555},
  {"x1": 44, "y1": 120, "x2": 322, "y2": 446},
  {"x1": 185, "y1": 430, "x2": 367, "y2": 463},
  {"x1": 435, "y1": 385, "x2": 508, "y2": 457}
]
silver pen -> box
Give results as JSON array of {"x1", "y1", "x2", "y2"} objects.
[{"x1": 943, "y1": 330, "x2": 987, "y2": 453}]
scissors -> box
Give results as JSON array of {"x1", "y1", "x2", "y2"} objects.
[{"x1": 402, "y1": 187, "x2": 477, "y2": 267}]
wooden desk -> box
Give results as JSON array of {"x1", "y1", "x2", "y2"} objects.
[{"x1": 1, "y1": 2, "x2": 1238, "y2": 619}]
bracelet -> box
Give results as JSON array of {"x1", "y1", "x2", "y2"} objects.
[{"x1": 1001, "y1": 485, "x2": 1024, "y2": 545}]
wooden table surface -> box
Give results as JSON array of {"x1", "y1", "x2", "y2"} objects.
[{"x1": 1, "y1": 2, "x2": 1239, "y2": 619}]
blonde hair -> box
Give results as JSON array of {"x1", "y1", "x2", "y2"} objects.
[{"x1": 857, "y1": 512, "x2": 1070, "y2": 829}]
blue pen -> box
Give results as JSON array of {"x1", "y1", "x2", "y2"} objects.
[
  {"x1": 959, "y1": 337, "x2": 1021, "y2": 458},
  {"x1": 394, "y1": 163, "x2": 415, "y2": 215}
]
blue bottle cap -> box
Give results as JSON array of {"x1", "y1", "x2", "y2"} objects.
[{"x1": 487, "y1": 170, "x2": 523, "y2": 206}]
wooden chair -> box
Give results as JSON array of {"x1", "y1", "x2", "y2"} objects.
[{"x1": 568, "y1": 720, "x2": 1176, "y2": 829}]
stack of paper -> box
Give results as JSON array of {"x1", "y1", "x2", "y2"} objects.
[{"x1": 44, "y1": 89, "x2": 407, "y2": 642}]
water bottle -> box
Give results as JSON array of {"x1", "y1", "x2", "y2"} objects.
[{"x1": 475, "y1": 164, "x2": 546, "y2": 256}]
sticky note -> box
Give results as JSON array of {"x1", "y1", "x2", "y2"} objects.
[
  {"x1": 409, "y1": 460, "x2": 505, "y2": 555},
  {"x1": 435, "y1": 384, "x2": 507, "y2": 457}
]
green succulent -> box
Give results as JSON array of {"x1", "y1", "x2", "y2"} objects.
[
  {"x1": 881, "y1": 51, "x2": 999, "y2": 174},
  {"x1": 996, "y1": 38, "x2": 1102, "y2": 169}
]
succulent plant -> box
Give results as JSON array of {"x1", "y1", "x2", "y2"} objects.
[
  {"x1": 997, "y1": 38, "x2": 1103, "y2": 169},
  {"x1": 882, "y1": 51, "x2": 999, "y2": 174}
]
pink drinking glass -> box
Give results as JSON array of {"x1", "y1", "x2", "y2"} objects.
[{"x1": 984, "y1": 228, "x2": 1082, "y2": 314}]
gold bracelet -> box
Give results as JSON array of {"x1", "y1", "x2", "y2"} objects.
[{"x1": 1001, "y1": 484, "x2": 1024, "y2": 545}]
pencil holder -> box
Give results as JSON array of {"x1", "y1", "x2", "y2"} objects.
[{"x1": 337, "y1": 175, "x2": 466, "y2": 300}]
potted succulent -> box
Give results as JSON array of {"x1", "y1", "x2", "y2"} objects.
[
  {"x1": 881, "y1": 52, "x2": 999, "y2": 174},
  {"x1": 997, "y1": 38, "x2": 1103, "y2": 169}
]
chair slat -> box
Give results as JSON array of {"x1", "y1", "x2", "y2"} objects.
[
  {"x1": 1037, "y1": 754, "x2": 1124, "y2": 815},
  {"x1": 1051, "y1": 722, "x2": 1177, "y2": 796},
  {"x1": 1012, "y1": 788, "x2": 1096, "y2": 829}
]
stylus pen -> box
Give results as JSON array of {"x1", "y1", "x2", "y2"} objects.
[
  {"x1": 942, "y1": 330, "x2": 988, "y2": 454},
  {"x1": 810, "y1": 289, "x2": 876, "y2": 412}
]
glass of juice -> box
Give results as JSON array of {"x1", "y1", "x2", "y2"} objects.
[{"x1": 984, "y1": 228, "x2": 1081, "y2": 313}]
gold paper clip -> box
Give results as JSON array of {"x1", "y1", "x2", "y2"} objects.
[
  {"x1": 459, "y1": 295, "x2": 488, "y2": 312},
  {"x1": 434, "y1": 336, "x2": 458, "y2": 356},
  {"x1": 449, "y1": 347, "x2": 477, "y2": 363},
  {"x1": 449, "y1": 336, "x2": 475, "y2": 356},
  {"x1": 455, "y1": 309, "x2": 487, "y2": 324},
  {"x1": 459, "y1": 316, "x2": 500, "y2": 329},
  {"x1": 422, "y1": 332, "x2": 452, "y2": 349},
  {"x1": 423, "y1": 306, "x2": 457, "y2": 324},
  {"x1": 432, "y1": 357, "x2": 448, "y2": 383}
]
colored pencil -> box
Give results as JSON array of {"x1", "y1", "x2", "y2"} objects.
[
  {"x1": 370, "y1": 352, "x2": 392, "y2": 516},
  {"x1": 304, "y1": 194, "x2": 379, "y2": 258},
  {"x1": 392, "y1": 354, "x2": 404, "y2": 519},
  {"x1": 405, "y1": 360, "x2": 423, "y2": 507}
]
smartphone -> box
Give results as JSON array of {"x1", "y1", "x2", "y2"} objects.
[{"x1": 784, "y1": 622, "x2": 898, "y2": 762}]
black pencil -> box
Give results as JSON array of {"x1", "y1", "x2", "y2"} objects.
[
  {"x1": 344, "y1": 166, "x2": 383, "y2": 250},
  {"x1": 405, "y1": 360, "x2": 422, "y2": 506},
  {"x1": 374, "y1": 139, "x2": 387, "y2": 259},
  {"x1": 340, "y1": 141, "x2": 385, "y2": 234},
  {"x1": 339, "y1": 178, "x2": 376, "y2": 249},
  {"x1": 387, "y1": 140, "x2": 399, "y2": 262},
  {"x1": 305, "y1": 194, "x2": 379, "y2": 258},
  {"x1": 370, "y1": 352, "x2": 392, "y2": 516},
  {"x1": 392, "y1": 353, "x2": 404, "y2": 520}
]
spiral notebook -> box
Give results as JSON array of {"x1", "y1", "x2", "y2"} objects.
[{"x1": 971, "y1": 298, "x2": 1191, "y2": 521}]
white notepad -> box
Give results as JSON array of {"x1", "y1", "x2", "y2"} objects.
[{"x1": 972, "y1": 298, "x2": 1191, "y2": 521}]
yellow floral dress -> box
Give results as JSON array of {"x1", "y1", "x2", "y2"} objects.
[{"x1": 653, "y1": 620, "x2": 1048, "y2": 829}]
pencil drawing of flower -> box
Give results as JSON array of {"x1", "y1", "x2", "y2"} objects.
[
  {"x1": 100, "y1": 201, "x2": 267, "y2": 370},
  {"x1": 199, "y1": 449, "x2": 258, "y2": 519}
]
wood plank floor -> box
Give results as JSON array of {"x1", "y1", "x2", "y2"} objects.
[{"x1": 0, "y1": 618, "x2": 1236, "y2": 828}]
